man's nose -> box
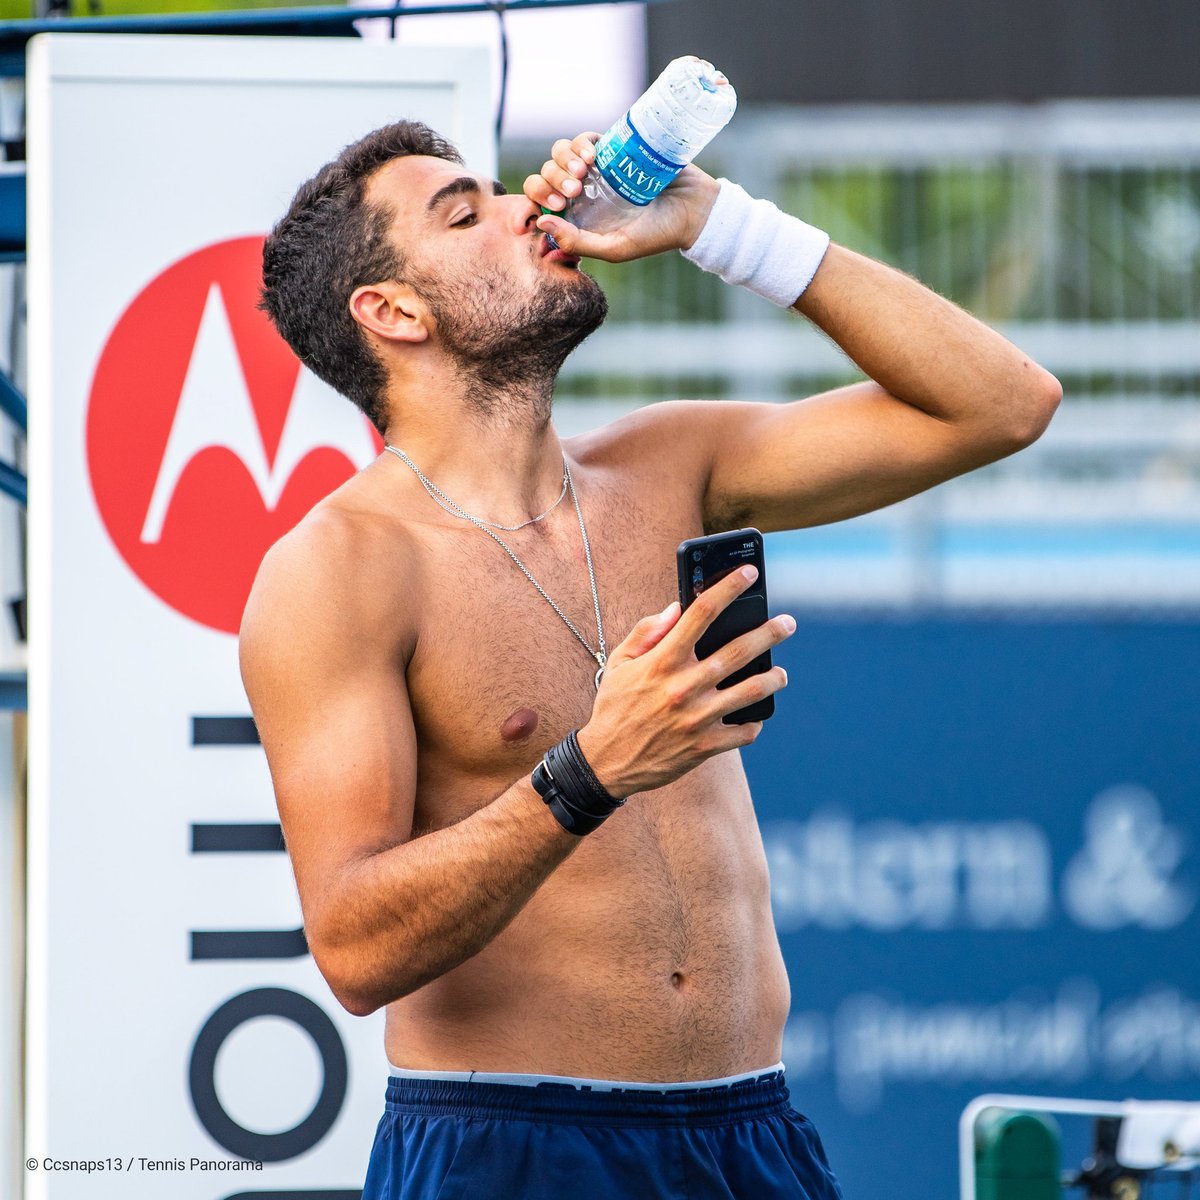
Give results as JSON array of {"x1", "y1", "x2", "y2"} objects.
[{"x1": 506, "y1": 192, "x2": 541, "y2": 234}]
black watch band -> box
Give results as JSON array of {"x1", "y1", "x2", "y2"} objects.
[{"x1": 532, "y1": 730, "x2": 625, "y2": 837}]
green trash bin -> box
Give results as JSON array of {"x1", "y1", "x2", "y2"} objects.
[{"x1": 975, "y1": 1106, "x2": 1061, "y2": 1200}]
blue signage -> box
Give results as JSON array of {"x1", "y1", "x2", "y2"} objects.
[{"x1": 749, "y1": 615, "x2": 1200, "y2": 1199}]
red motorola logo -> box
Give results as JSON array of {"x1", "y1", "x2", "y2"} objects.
[{"x1": 87, "y1": 237, "x2": 383, "y2": 634}]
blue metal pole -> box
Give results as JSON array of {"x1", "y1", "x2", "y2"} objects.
[
  {"x1": 0, "y1": 670, "x2": 25, "y2": 710},
  {"x1": 0, "y1": 459, "x2": 26, "y2": 507},
  {"x1": 0, "y1": 0, "x2": 668, "y2": 42},
  {"x1": 0, "y1": 0, "x2": 671, "y2": 77},
  {"x1": 0, "y1": 369, "x2": 26, "y2": 434}
]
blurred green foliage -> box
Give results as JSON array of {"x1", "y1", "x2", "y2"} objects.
[
  {"x1": 783, "y1": 163, "x2": 1200, "y2": 324},
  {"x1": 502, "y1": 155, "x2": 1200, "y2": 329}
]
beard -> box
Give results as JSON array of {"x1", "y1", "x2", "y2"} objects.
[{"x1": 413, "y1": 253, "x2": 608, "y2": 424}]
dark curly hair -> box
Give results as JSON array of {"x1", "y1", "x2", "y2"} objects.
[{"x1": 260, "y1": 121, "x2": 463, "y2": 434}]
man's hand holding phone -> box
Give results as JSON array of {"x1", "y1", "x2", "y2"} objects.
[{"x1": 577, "y1": 564, "x2": 794, "y2": 798}]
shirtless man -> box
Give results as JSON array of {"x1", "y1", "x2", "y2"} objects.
[{"x1": 241, "y1": 120, "x2": 1061, "y2": 1199}]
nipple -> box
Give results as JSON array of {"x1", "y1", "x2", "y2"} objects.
[{"x1": 500, "y1": 707, "x2": 540, "y2": 742}]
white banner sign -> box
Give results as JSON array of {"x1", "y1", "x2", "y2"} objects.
[{"x1": 26, "y1": 33, "x2": 492, "y2": 1199}]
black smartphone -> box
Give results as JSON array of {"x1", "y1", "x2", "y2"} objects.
[{"x1": 676, "y1": 527, "x2": 773, "y2": 725}]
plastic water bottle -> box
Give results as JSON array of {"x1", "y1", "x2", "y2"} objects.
[{"x1": 566, "y1": 56, "x2": 737, "y2": 234}]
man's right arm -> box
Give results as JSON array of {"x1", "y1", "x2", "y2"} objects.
[{"x1": 240, "y1": 516, "x2": 792, "y2": 1016}]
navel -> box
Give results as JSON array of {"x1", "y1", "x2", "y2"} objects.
[{"x1": 500, "y1": 706, "x2": 540, "y2": 742}]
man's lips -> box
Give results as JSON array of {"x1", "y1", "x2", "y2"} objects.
[{"x1": 539, "y1": 235, "x2": 580, "y2": 266}]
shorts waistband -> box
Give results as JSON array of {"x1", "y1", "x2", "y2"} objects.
[
  {"x1": 383, "y1": 1068, "x2": 791, "y2": 1127},
  {"x1": 386, "y1": 1060, "x2": 784, "y2": 1092}
]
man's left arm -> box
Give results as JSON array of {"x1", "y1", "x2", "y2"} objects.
[
  {"x1": 699, "y1": 241, "x2": 1062, "y2": 533},
  {"x1": 529, "y1": 140, "x2": 1062, "y2": 535}
]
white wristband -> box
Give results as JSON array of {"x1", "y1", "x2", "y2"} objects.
[{"x1": 681, "y1": 179, "x2": 830, "y2": 308}]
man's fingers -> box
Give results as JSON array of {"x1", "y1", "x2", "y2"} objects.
[
  {"x1": 529, "y1": 134, "x2": 601, "y2": 212},
  {"x1": 523, "y1": 171, "x2": 564, "y2": 211},
  {"x1": 708, "y1": 665, "x2": 788, "y2": 724},
  {"x1": 549, "y1": 141, "x2": 585, "y2": 201},
  {"x1": 554, "y1": 133, "x2": 599, "y2": 172},
  {"x1": 607, "y1": 602, "x2": 681, "y2": 667},
  {"x1": 700, "y1": 612, "x2": 795, "y2": 687},
  {"x1": 573, "y1": 132, "x2": 600, "y2": 159},
  {"x1": 542, "y1": 156, "x2": 580, "y2": 202},
  {"x1": 705, "y1": 719, "x2": 765, "y2": 756},
  {"x1": 666, "y1": 565, "x2": 758, "y2": 655},
  {"x1": 525, "y1": 160, "x2": 577, "y2": 211},
  {"x1": 534, "y1": 214, "x2": 611, "y2": 260}
]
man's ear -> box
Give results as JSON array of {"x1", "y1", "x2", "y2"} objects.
[{"x1": 349, "y1": 281, "x2": 429, "y2": 345}]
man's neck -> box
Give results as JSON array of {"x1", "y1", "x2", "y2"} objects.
[
  {"x1": 452, "y1": 353, "x2": 557, "y2": 436},
  {"x1": 383, "y1": 376, "x2": 569, "y2": 529}
]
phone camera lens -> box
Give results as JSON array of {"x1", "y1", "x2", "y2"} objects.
[{"x1": 691, "y1": 550, "x2": 703, "y2": 563}]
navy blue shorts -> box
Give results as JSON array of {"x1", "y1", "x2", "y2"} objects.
[{"x1": 361, "y1": 1069, "x2": 844, "y2": 1199}]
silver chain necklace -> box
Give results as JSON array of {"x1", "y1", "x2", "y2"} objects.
[
  {"x1": 388, "y1": 453, "x2": 568, "y2": 532},
  {"x1": 385, "y1": 444, "x2": 608, "y2": 688}
]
